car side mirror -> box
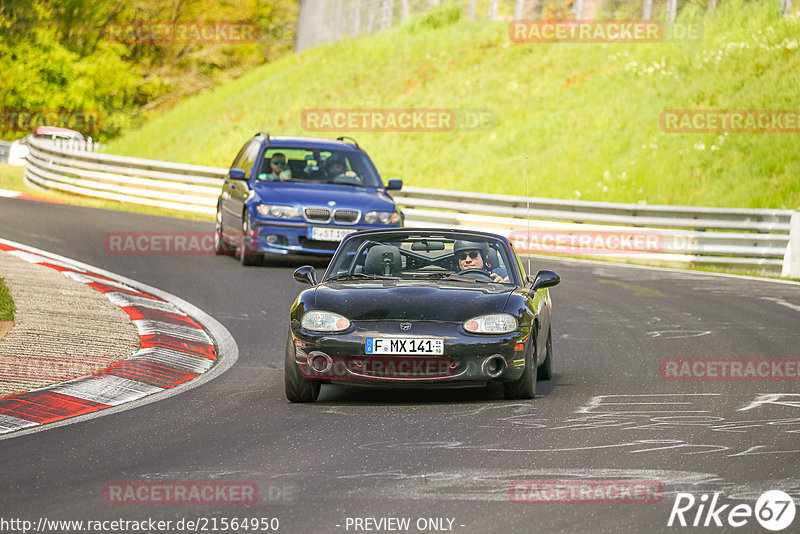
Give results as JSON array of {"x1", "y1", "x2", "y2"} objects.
[
  {"x1": 530, "y1": 270, "x2": 560, "y2": 291},
  {"x1": 229, "y1": 168, "x2": 247, "y2": 181},
  {"x1": 386, "y1": 179, "x2": 402, "y2": 190},
  {"x1": 293, "y1": 266, "x2": 317, "y2": 286}
]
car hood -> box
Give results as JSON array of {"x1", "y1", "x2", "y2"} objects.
[
  {"x1": 252, "y1": 181, "x2": 396, "y2": 211},
  {"x1": 314, "y1": 280, "x2": 513, "y2": 322}
]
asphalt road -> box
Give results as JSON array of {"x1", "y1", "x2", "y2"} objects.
[{"x1": 1, "y1": 197, "x2": 799, "y2": 534}]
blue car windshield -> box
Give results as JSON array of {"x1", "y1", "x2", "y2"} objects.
[
  {"x1": 326, "y1": 233, "x2": 518, "y2": 285},
  {"x1": 257, "y1": 148, "x2": 381, "y2": 187}
]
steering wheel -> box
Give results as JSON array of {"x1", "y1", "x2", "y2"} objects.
[{"x1": 455, "y1": 268, "x2": 494, "y2": 280}]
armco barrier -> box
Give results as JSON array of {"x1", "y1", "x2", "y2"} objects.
[
  {"x1": 22, "y1": 136, "x2": 797, "y2": 275},
  {"x1": 0, "y1": 140, "x2": 10, "y2": 164}
]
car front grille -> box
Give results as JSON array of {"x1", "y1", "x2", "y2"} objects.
[
  {"x1": 333, "y1": 209, "x2": 360, "y2": 224},
  {"x1": 304, "y1": 207, "x2": 331, "y2": 222}
]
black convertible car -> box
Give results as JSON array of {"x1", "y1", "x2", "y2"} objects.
[{"x1": 285, "y1": 228, "x2": 560, "y2": 402}]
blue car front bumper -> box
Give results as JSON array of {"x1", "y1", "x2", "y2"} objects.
[{"x1": 249, "y1": 221, "x2": 400, "y2": 256}]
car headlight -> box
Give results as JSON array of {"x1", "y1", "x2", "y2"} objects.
[
  {"x1": 364, "y1": 211, "x2": 399, "y2": 224},
  {"x1": 463, "y1": 314, "x2": 517, "y2": 334},
  {"x1": 257, "y1": 204, "x2": 300, "y2": 218},
  {"x1": 301, "y1": 311, "x2": 351, "y2": 332}
]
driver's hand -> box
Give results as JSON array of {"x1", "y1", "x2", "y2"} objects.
[{"x1": 490, "y1": 273, "x2": 509, "y2": 283}]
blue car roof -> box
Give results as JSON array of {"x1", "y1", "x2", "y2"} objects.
[{"x1": 257, "y1": 135, "x2": 362, "y2": 152}]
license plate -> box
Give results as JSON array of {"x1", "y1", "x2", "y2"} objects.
[
  {"x1": 365, "y1": 337, "x2": 444, "y2": 355},
  {"x1": 308, "y1": 227, "x2": 355, "y2": 242}
]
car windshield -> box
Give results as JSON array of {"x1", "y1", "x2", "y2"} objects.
[
  {"x1": 326, "y1": 232, "x2": 518, "y2": 285},
  {"x1": 257, "y1": 147, "x2": 381, "y2": 187}
]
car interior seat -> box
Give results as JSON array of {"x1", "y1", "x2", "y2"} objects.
[
  {"x1": 486, "y1": 246, "x2": 501, "y2": 270},
  {"x1": 363, "y1": 245, "x2": 402, "y2": 276},
  {"x1": 287, "y1": 159, "x2": 305, "y2": 178}
]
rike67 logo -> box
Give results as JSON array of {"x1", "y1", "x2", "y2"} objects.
[{"x1": 668, "y1": 491, "x2": 796, "y2": 531}]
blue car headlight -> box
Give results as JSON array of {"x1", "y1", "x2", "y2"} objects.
[
  {"x1": 257, "y1": 204, "x2": 301, "y2": 219},
  {"x1": 364, "y1": 211, "x2": 399, "y2": 224},
  {"x1": 463, "y1": 314, "x2": 517, "y2": 334}
]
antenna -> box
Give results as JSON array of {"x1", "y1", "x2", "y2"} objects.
[{"x1": 526, "y1": 155, "x2": 531, "y2": 279}]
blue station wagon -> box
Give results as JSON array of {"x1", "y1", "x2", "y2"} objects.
[{"x1": 214, "y1": 133, "x2": 404, "y2": 265}]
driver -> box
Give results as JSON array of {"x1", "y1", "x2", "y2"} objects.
[
  {"x1": 453, "y1": 240, "x2": 509, "y2": 283},
  {"x1": 325, "y1": 155, "x2": 347, "y2": 180}
]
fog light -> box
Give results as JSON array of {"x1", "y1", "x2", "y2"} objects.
[{"x1": 266, "y1": 234, "x2": 279, "y2": 244}]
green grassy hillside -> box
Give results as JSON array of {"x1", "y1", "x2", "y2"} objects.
[{"x1": 108, "y1": 1, "x2": 800, "y2": 208}]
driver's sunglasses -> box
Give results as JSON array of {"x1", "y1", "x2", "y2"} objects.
[
  {"x1": 271, "y1": 160, "x2": 285, "y2": 165},
  {"x1": 457, "y1": 251, "x2": 480, "y2": 261}
]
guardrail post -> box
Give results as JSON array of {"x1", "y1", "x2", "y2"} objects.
[
  {"x1": 666, "y1": 0, "x2": 677, "y2": 23},
  {"x1": 782, "y1": 209, "x2": 800, "y2": 277},
  {"x1": 643, "y1": 0, "x2": 653, "y2": 20},
  {"x1": 574, "y1": 0, "x2": 585, "y2": 19}
]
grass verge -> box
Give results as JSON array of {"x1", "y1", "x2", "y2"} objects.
[{"x1": 0, "y1": 276, "x2": 15, "y2": 322}]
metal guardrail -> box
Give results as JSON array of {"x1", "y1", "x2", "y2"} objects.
[
  {"x1": 23, "y1": 136, "x2": 798, "y2": 276},
  {"x1": 0, "y1": 140, "x2": 11, "y2": 164}
]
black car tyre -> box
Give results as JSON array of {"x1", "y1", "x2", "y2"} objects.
[
  {"x1": 239, "y1": 212, "x2": 262, "y2": 266},
  {"x1": 214, "y1": 205, "x2": 234, "y2": 256},
  {"x1": 537, "y1": 326, "x2": 553, "y2": 381},
  {"x1": 504, "y1": 335, "x2": 537, "y2": 400},
  {"x1": 284, "y1": 332, "x2": 320, "y2": 403}
]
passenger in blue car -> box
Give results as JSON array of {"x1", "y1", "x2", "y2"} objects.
[
  {"x1": 325, "y1": 154, "x2": 362, "y2": 184},
  {"x1": 453, "y1": 240, "x2": 509, "y2": 283}
]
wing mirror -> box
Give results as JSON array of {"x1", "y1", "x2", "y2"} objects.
[
  {"x1": 386, "y1": 179, "x2": 402, "y2": 190},
  {"x1": 293, "y1": 265, "x2": 317, "y2": 286},
  {"x1": 530, "y1": 270, "x2": 560, "y2": 291},
  {"x1": 229, "y1": 168, "x2": 247, "y2": 181}
]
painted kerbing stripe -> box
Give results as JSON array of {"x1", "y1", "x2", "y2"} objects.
[
  {"x1": 0, "y1": 414, "x2": 39, "y2": 432},
  {"x1": 0, "y1": 243, "x2": 218, "y2": 434},
  {"x1": 0, "y1": 391, "x2": 109, "y2": 423},
  {"x1": 106, "y1": 292, "x2": 184, "y2": 312},
  {"x1": 133, "y1": 320, "x2": 211, "y2": 344},
  {"x1": 100, "y1": 360, "x2": 199, "y2": 388},
  {"x1": 47, "y1": 375, "x2": 164, "y2": 406},
  {"x1": 121, "y1": 307, "x2": 202, "y2": 329},
  {"x1": 128, "y1": 347, "x2": 215, "y2": 374}
]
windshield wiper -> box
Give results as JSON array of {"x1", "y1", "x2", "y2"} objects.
[
  {"x1": 442, "y1": 274, "x2": 480, "y2": 283},
  {"x1": 327, "y1": 273, "x2": 399, "y2": 281}
]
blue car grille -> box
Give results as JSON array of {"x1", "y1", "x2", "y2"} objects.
[
  {"x1": 333, "y1": 209, "x2": 360, "y2": 224},
  {"x1": 304, "y1": 207, "x2": 331, "y2": 222}
]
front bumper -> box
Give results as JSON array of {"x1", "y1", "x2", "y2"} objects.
[
  {"x1": 289, "y1": 320, "x2": 532, "y2": 386},
  {"x1": 249, "y1": 221, "x2": 399, "y2": 256}
]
